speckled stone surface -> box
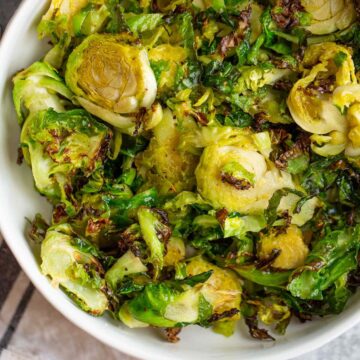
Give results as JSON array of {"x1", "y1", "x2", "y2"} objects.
[
  {"x1": 293, "y1": 322, "x2": 360, "y2": 360},
  {"x1": 1, "y1": 1, "x2": 360, "y2": 359}
]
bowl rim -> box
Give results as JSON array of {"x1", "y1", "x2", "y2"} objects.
[{"x1": 1, "y1": 1, "x2": 360, "y2": 359}]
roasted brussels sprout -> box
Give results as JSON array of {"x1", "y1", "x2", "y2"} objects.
[
  {"x1": 13, "y1": 62, "x2": 73, "y2": 125},
  {"x1": 332, "y1": 88, "x2": 360, "y2": 157},
  {"x1": 119, "y1": 256, "x2": 241, "y2": 329},
  {"x1": 301, "y1": 0, "x2": 356, "y2": 35},
  {"x1": 38, "y1": 0, "x2": 112, "y2": 68},
  {"x1": 288, "y1": 226, "x2": 360, "y2": 300},
  {"x1": 186, "y1": 256, "x2": 242, "y2": 317},
  {"x1": 20, "y1": 108, "x2": 111, "y2": 213},
  {"x1": 258, "y1": 225, "x2": 309, "y2": 270},
  {"x1": 41, "y1": 223, "x2": 109, "y2": 315},
  {"x1": 65, "y1": 34, "x2": 157, "y2": 132},
  {"x1": 287, "y1": 42, "x2": 356, "y2": 135},
  {"x1": 136, "y1": 109, "x2": 198, "y2": 194},
  {"x1": 195, "y1": 144, "x2": 294, "y2": 214},
  {"x1": 38, "y1": 0, "x2": 109, "y2": 40},
  {"x1": 138, "y1": 206, "x2": 172, "y2": 278},
  {"x1": 105, "y1": 250, "x2": 147, "y2": 290}
]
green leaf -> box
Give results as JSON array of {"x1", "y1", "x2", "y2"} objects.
[
  {"x1": 198, "y1": 294, "x2": 213, "y2": 323},
  {"x1": 232, "y1": 265, "x2": 291, "y2": 287},
  {"x1": 124, "y1": 13, "x2": 163, "y2": 34},
  {"x1": 177, "y1": 270, "x2": 213, "y2": 287},
  {"x1": 287, "y1": 154, "x2": 309, "y2": 174},
  {"x1": 265, "y1": 188, "x2": 304, "y2": 225},
  {"x1": 334, "y1": 51, "x2": 348, "y2": 67}
]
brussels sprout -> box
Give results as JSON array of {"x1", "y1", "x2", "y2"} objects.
[
  {"x1": 135, "y1": 109, "x2": 198, "y2": 194},
  {"x1": 288, "y1": 226, "x2": 360, "y2": 300},
  {"x1": 301, "y1": 0, "x2": 356, "y2": 35},
  {"x1": 346, "y1": 103, "x2": 360, "y2": 156},
  {"x1": 12, "y1": 62, "x2": 73, "y2": 125},
  {"x1": 119, "y1": 256, "x2": 241, "y2": 328},
  {"x1": 38, "y1": 0, "x2": 89, "y2": 40},
  {"x1": 38, "y1": 0, "x2": 109, "y2": 40},
  {"x1": 251, "y1": 89, "x2": 293, "y2": 125},
  {"x1": 330, "y1": 87, "x2": 360, "y2": 156},
  {"x1": 164, "y1": 237, "x2": 186, "y2": 267},
  {"x1": 20, "y1": 108, "x2": 111, "y2": 213},
  {"x1": 41, "y1": 223, "x2": 109, "y2": 315},
  {"x1": 333, "y1": 84, "x2": 360, "y2": 110},
  {"x1": 287, "y1": 42, "x2": 356, "y2": 135},
  {"x1": 276, "y1": 192, "x2": 320, "y2": 227},
  {"x1": 256, "y1": 296, "x2": 291, "y2": 329},
  {"x1": 104, "y1": 188, "x2": 159, "y2": 228},
  {"x1": 310, "y1": 132, "x2": 347, "y2": 157},
  {"x1": 233, "y1": 265, "x2": 291, "y2": 287},
  {"x1": 65, "y1": 34, "x2": 157, "y2": 132},
  {"x1": 123, "y1": 13, "x2": 163, "y2": 34},
  {"x1": 138, "y1": 206, "x2": 172, "y2": 278},
  {"x1": 258, "y1": 225, "x2": 309, "y2": 270},
  {"x1": 38, "y1": 1, "x2": 112, "y2": 68},
  {"x1": 162, "y1": 191, "x2": 211, "y2": 238},
  {"x1": 105, "y1": 250, "x2": 147, "y2": 290},
  {"x1": 118, "y1": 271, "x2": 213, "y2": 328},
  {"x1": 185, "y1": 256, "x2": 242, "y2": 317},
  {"x1": 72, "y1": 2, "x2": 110, "y2": 37},
  {"x1": 222, "y1": 213, "x2": 266, "y2": 239},
  {"x1": 195, "y1": 144, "x2": 294, "y2": 214},
  {"x1": 235, "y1": 65, "x2": 292, "y2": 94}
]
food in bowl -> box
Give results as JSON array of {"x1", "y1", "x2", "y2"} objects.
[{"x1": 12, "y1": 0, "x2": 360, "y2": 342}]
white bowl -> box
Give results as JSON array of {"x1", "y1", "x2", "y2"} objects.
[{"x1": 1, "y1": 1, "x2": 360, "y2": 359}]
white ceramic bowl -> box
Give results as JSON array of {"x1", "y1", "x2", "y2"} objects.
[{"x1": 1, "y1": 1, "x2": 360, "y2": 359}]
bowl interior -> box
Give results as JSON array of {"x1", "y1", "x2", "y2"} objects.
[{"x1": 1, "y1": 1, "x2": 360, "y2": 359}]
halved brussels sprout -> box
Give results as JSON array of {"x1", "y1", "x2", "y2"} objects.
[
  {"x1": 41, "y1": 223, "x2": 109, "y2": 315},
  {"x1": 39, "y1": 0, "x2": 111, "y2": 40},
  {"x1": 119, "y1": 256, "x2": 241, "y2": 329},
  {"x1": 12, "y1": 61, "x2": 73, "y2": 125},
  {"x1": 38, "y1": 0, "x2": 90, "y2": 40},
  {"x1": 38, "y1": 1, "x2": 111, "y2": 68},
  {"x1": 288, "y1": 226, "x2": 360, "y2": 300},
  {"x1": 185, "y1": 256, "x2": 242, "y2": 317},
  {"x1": 65, "y1": 34, "x2": 157, "y2": 132},
  {"x1": 310, "y1": 131, "x2": 347, "y2": 156},
  {"x1": 136, "y1": 109, "x2": 199, "y2": 194},
  {"x1": 287, "y1": 42, "x2": 356, "y2": 135},
  {"x1": 195, "y1": 145, "x2": 294, "y2": 214},
  {"x1": 258, "y1": 225, "x2": 309, "y2": 270},
  {"x1": 301, "y1": 0, "x2": 356, "y2": 35},
  {"x1": 20, "y1": 108, "x2": 111, "y2": 213}
]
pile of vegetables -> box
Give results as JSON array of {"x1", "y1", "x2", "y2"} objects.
[{"x1": 13, "y1": 0, "x2": 360, "y2": 342}]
